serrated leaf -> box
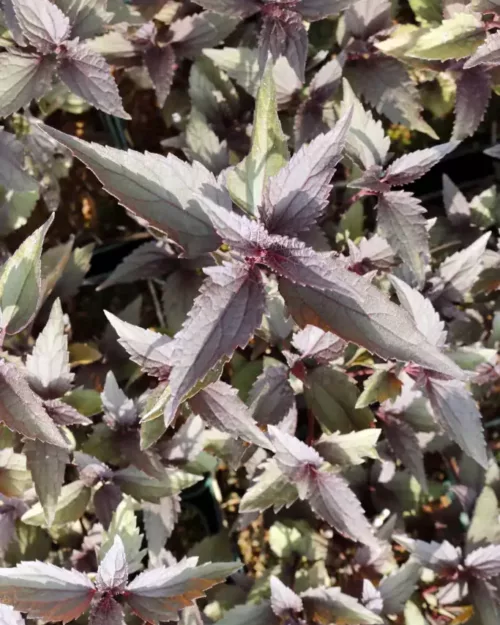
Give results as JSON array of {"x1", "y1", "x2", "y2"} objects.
[
  {"x1": 113, "y1": 466, "x2": 202, "y2": 503},
  {"x1": 341, "y1": 78, "x2": 390, "y2": 170},
  {"x1": 381, "y1": 414, "x2": 428, "y2": 491},
  {"x1": 227, "y1": 65, "x2": 289, "y2": 216},
  {"x1": 464, "y1": 31, "x2": 500, "y2": 67},
  {"x1": 96, "y1": 535, "x2": 128, "y2": 591},
  {"x1": 189, "y1": 381, "x2": 272, "y2": 449},
  {"x1": 0, "y1": 361, "x2": 69, "y2": 448},
  {"x1": 58, "y1": 41, "x2": 129, "y2": 119},
  {"x1": 315, "y1": 429, "x2": 381, "y2": 466},
  {"x1": 452, "y1": 67, "x2": 491, "y2": 139},
  {"x1": 376, "y1": 191, "x2": 429, "y2": 286},
  {"x1": 104, "y1": 313, "x2": 172, "y2": 378},
  {"x1": 409, "y1": 12, "x2": 484, "y2": 60},
  {"x1": 469, "y1": 578, "x2": 500, "y2": 625},
  {"x1": 0, "y1": 561, "x2": 95, "y2": 624},
  {"x1": 239, "y1": 459, "x2": 299, "y2": 513},
  {"x1": 169, "y1": 12, "x2": 239, "y2": 60},
  {"x1": 262, "y1": 109, "x2": 352, "y2": 236},
  {"x1": 308, "y1": 471, "x2": 376, "y2": 545},
  {"x1": 125, "y1": 559, "x2": 241, "y2": 623},
  {"x1": 344, "y1": 0, "x2": 391, "y2": 40},
  {"x1": 101, "y1": 371, "x2": 137, "y2": 429},
  {"x1": 186, "y1": 108, "x2": 229, "y2": 174},
  {"x1": 22, "y1": 479, "x2": 91, "y2": 527},
  {"x1": 164, "y1": 263, "x2": 265, "y2": 425},
  {"x1": 100, "y1": 498, "x2": 146, "y2": 577},
  {"x1": 302, "y1": 586, "x2": 384, "y2": 624},
  {"x1": 24, "y1": 439, "x2": 69, "y2": 527},
  {"x1": 0, "y1": 51, "x2": 55, "y2": 118},
  {"x1": 425, "y1": 376, "x2": 487, "y2": 468},
  {"x1": 378, "y1": 560, "x2": 422, "y2": 614},
  {"x1": 0, "y1": 215, "x2": 53, "y2": 335},
  {"x1": 258, "y1": 11, "x2": 308, "y2": 82},
  {"x1": 145, "y1": 44, "x2": 176, "y2": 108},
  {"x1": 292, "y1": 325, "x2": 346, "y2": 364},
  {"x1": 143, "y1": 495, "x2": 181, "y2": 564},
  {"x1": 0, "y1": 449, "x2": 31, "y2": 497},
  {"x1": 40, "y1": 125, "x2": 226, "y2": 257},
  {"x1": 464, "y1": 545, "x2": 500, "y2": 579},
  {"x1": 53, "y1": 0, "x2": 112, "y2": 39},
  {"x1": 10, "y1": 0, "x2": 70, "y2": 50},
  {"x1": 466, "y1": 485, "x2": 500, "y2": 552},
  {"x1": 383, "y1": 142, "x2": 458, "y2": 187},
  {"x1": 193, "y1": 0, "x2": 259, "y2": 18},
  {"x1": 26, "y1": 298, "x2": 73, "y2": 398}
]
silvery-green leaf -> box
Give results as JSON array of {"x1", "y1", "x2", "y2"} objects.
[
  {"x1": 0, "y1": 215, "x2": 53, "y2": 335},
  {"x1": 26, "y1": 298, "x2": 73, "y2": 398},
  {"x1": 40, "y1": 125, "x2": 225, "y2": 257},
  {"x1": 100, "y1": 496, "x2": 146, "y2": 576},
  {"x1": 315, "y1": 429, "x2": 380, "y2": 466},
  {"x1": 301, "y1": 586, "x2": 384, "y2": 624},
  {"x1": 113, "y1": 466, "x2": 202, "y2": 503},
  {"x1": 0, "y1": 129, "x2": 37, "y2": 192},
  {"x1": 227, "y1": 65, "x2": 289, "y2": 216},
  {"x1": 24, "y1": 439, "x2": 69, "y2": 527},
  {"x1": 21, "y1": 479, "x2": 91, "y2": 527},
  {"x1": 239, "y1": 459, "x2": 299, "y2": 513},
  {"x1": 442, "y1": 174, "x2": 470, "y2": 225}
]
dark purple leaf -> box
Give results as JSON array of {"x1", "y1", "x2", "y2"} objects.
[
  {"x1": 292, "y1": 325, "x2": 346, "y2": 364},
  {"x1": 0, "y1": 129, "x2": 37, "y2": 191},
  {"x1": 145, "y1": 45, "x2": 176, "y2": 108},
  {"x1": 269, "y1": 576, "x2": 303, "y2": 617},
  {"x1": 143, "y1": 495, "x2": 181, "y2": 562},
  {"x1": 267, "y1": 425, "x2": 322, "y2": 494},
  {"x1": 395, "y1": 536, "x2": 462, "y2": 571},
  {"x1": 101, "y1": 371, "x2": 137, "y2": 429},
  {"x1": 164, "y1": 263, "x2": 266, "y2": 425},
  {"x1": 124, "y1": 559, "x2": 241, "y2": 623},
  {"x1": 378, "y1": 560, "x2": 422, "y2": 614},
  {"x1": 98, "y1": 240, "x2": 175, "y2": 291},
  {"x1": 0, "y1": 561, "x2": 96, "y2": 623},
  {"x1": 0, "y1": 361, "x2": 69, "y2": 448},
  {"x1": 380, "y1": 413, "x2": 428, "y2": 491},
  {"x1": 24, "y1": 439, "x2": 69, "y2": 527},
  {"x1": 263, "y1": 109, "x2": 352, "y2": 236},
  {"x1": 94, "y1": 483, "x2": 122, "y2": 529},
  {"x1": 344, "y1": 0, "x2": 391, "y2": 40},
  {"x1": 376, "y1": 191, "x2": 429, "y2": 286},
  {"x1": 104, "y1": 313, "x2": 173, "y2": 378},
  {"x1": 308, "y1": 471, "x2": 376, "y2": 545},
  {"x1": 469, "y1": 578, "x2": 500, "y2": 625},
  {"x1": 464, "y1": 545, "x2": 500, "y2": 579},
  {"x1": 26, "y1": 298, "x2": 74, "y2": 399},
  {"x1": 53, "y1": 0, "x2": 110, "y2": 40},
  {"x1": 271, "y1": 244, "x2": 464, "y2": 379},
  {"x1": 0, "y1": 51, "x2": 55, "y2": 118},
  {"x1": 248, "y1": 364, "x2": 295, "y2": 426},
  {"x1": 10, "y1": 0, "x2": 70, "y2": 51},
  {"x1": 159, "y1": 415, "x2": 205, "y2": 463},
  {"x1": 258, "y1": 10, "x2": 308, "y2": 82},
  {"x1": 74, "y1": 452, "x2": 113, "y2": 487},
  {"x1": 425, "y1": 375, "x2": 487, "y2": 468},
  {"x1": 40, "y1": 125, "x2": 225, "y2": 257},
  {"x1": 44, "y1": 398, "x2": 92, "y2": 426},
  {"x1": 442, "y1": 174, "x2": 471, "y2": 225},
  {"x1": 383, "y1": 142, "x2": 458, "y2": 187},
  {"x1": 96, "y1": 536, "x2": 128, "y2": 592},
  {"x1": 58, "y1": 41, "x2": 130, "y2": 119},
  {"x1": 464, "y1": 31, "x2": 500, "y2": 68},
  {"x1": 309, "y1": 56, "x2": 344, "y2": 101},
  {"x1": 189, "y1": 381, "x2": 273, "y2": 449},
  {"x1": 452, "y1": 67, "x2": 491, "y2": 139},
  {"x1": 89, "y1": 596, "x2": 124, "y2": 625}
]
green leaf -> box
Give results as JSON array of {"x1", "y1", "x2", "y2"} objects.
[
  {"x1": 21, "y1": 480, "x2": 91, "y2": 527},
  {"x1": 239, "y1": 460, "x2": 298, "y2": 513},
  {"x1": 0, "y1": 189, "x2": 39, "y2": 236},
  {"x1": 100, "y1": 495, "x2": 146, "y2": 574},
  {"x1": 409, "y1": 13, "x2": 484, "y2": 60},
  {"x1": 466, "y1": 485, "x2": 500, "y2": 553},
  {"x1": 63, "y1": 389, "x2": 102, "y2": 417},
  {"x1": 470, "y1": 185, "x2": 498, "y2": 228},
  {"x1": 113, "y1": 466, "x2": 202, "y2": 503},
  {"x1": 315, "y1": 429, "x2": 381, "y2": 466},
  {"x1": 0, "y1": 214, "x2": 53, "y2": 335},
  {"x1": 227, "y1": 65, "x2": 289, "y2": 216},
  {"x1": 356, "y1": 368, "x2": 403, "y2": 408},
  {"x1": 269, "y1": 520, "x2": 328, "y2": 560},
  {"x1": 304, "y1": 366, "x2": 374, "y2": 434},
  {"x1": 0, "y1": 449, "x2": 31, "y2": 498},
  {"x1": 409, "y1": 0, "x2": 443, "y2": 26}
]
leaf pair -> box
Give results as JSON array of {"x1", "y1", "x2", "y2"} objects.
[
  {"x1": 0, "y1": 535, "x2": 240, "y2": 624},
  {"x1": 0, "y1": 0, "x2": 129, "y2": 118}
]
